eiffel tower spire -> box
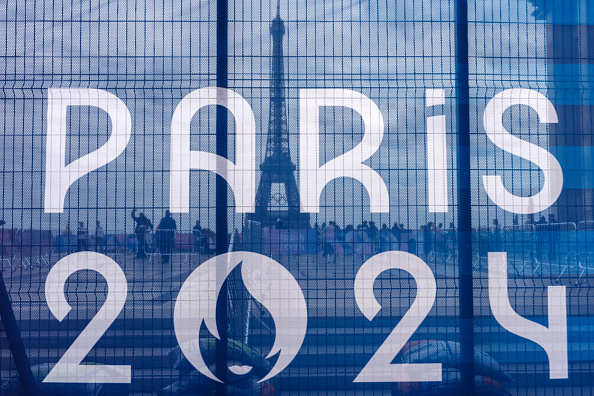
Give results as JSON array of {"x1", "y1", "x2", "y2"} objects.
[
  {"x1": 264, "y1": 3, "x2": 291, "y2": 171},
  {"x1": 248, "y1": 7, "x2": 310, "y2": 229}
]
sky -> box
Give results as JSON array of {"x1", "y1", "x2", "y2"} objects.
[{"x1": 0, "y1": 0, "x2": 557, "y2": 233}]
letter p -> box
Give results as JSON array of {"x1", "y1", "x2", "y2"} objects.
[{"x1": 44, "y1": 89, "x2": 132, "y2": 213}]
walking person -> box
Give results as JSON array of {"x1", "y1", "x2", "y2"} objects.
[
  {"x1": 192, "y1": 220, "x2": 202, "y2": 253},
  {"x1": 95, "y1": 221, "x2": 104, "y2": 252},
  {"x1": 77, "y1": 221, "x2": 88, "y2": 252},
  {"x1": 131, "y1": 209, "x2": 153, "y2": 259},
  {"x1": 392, "y1": 222, "x2": 402, "y2": 250},
  {"x1": 423, "y1": 222, "x2": 435, "y2": 259},
  {"x1": 157, "y1": 210, "x2": 177, "y2": 264},
  {"x1": 447, "y1": 222, "x2": 457, "y2": 253},
  {"x1": 62, "y1": 224, "x2": 73, "y2": 253},
  {"x1": 436, "y1": 223, "x2": 445, "y2": 254}
]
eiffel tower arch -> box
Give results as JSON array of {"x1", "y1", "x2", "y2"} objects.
[{"x1": 247, "y1": 7, "x2": 310, "y2": 229}]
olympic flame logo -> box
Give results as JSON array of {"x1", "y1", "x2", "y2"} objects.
[{"x1": 174, "y1": 252, "x2": 308, "y2": 383}]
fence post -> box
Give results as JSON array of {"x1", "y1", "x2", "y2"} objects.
[
  {"x1": 215, "y1": 0, "x2": 229, "y2": 393},
  {"x1": 456, "y1": 0, "x2": 475, "y2": 393}
]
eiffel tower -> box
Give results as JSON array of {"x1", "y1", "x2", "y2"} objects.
[{"x1": 248, "y1": 6, "x2": 310, "y2": 229}]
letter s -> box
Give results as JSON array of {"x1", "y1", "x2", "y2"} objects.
[{"x1": 482, "y1": 88, "x2": 563, "y2": 214}]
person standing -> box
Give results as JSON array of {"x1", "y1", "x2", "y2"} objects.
[
  {"x1": 61, "y1": 224, "x2": 72, "y2": 253},
  {"x1": 131, "y1": 209, "x2": 153, "y2": 259},
  {"x1": 436, "y1": 223, "x2": 445, "y2": 254},
  {"x1": 157, "y1": 210, "x2": 177, "y2": 264},
  {"x1": 77, "y1": 221, "x2": 88, "y2": 252},
  {"x1": 447, "y1": 222, "x2": 457, "y2": 253},
  {"x1": 423, "y1": 222, "x2": 435, "y2": 258},
  {"x1": 391, "y1": 222, "x2": 401, "y2": 248},
  {"x1": 95, "y1": 221, "x2": 104, "y2": 252},
  {"x1": 192, "y1": 220, "x2": 202, "y2": 253},
  {"x1": 274, "y1": 218, "x2": 284, "y2": 230}
]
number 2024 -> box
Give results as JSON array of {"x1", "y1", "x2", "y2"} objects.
[{"x1": 42, "y1": 250, "x2": 568, "y2": 384}]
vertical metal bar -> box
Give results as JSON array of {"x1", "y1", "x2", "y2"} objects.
[
  {"x1": 455, "y1": 0, "x2": 475, "y2": 393},
  {"x1": 0, "y1": 273, "x2": 38, "y2": 395},
  {"x1": 215, "y1": 0, "x2": 229, "y2": 394}
]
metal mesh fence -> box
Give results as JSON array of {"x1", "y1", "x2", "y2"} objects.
[{"x1": 0, "y1": 0, "x2": 592, "y2": 395}]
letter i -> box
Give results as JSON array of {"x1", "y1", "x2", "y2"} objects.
[{"x1": 426, "y1": 89, "x2": 448, "y2": 213}]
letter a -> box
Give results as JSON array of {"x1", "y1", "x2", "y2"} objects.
[{"x1": 169, "y1": 87, "x2": 256, "y2": 213}]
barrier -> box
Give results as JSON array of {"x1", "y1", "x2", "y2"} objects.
[
  {"x1": 263, "y1": 229, "x2": 317, "y2": 255},
  {"x1": 174, "y1": 233, "x2": 192, "y2": 251},
  {"x1": 54, "y1": 235, "x2": 76, "y2": 253},
  {"x1": 318, "y1": 229, "x2": 377, "y2": 255},
  {"x1": 0, "y1": 225, "x2": 591, "y2": 280},
  {"x1": 104, "y1": 234, "x2": 126, "y2": 252}
]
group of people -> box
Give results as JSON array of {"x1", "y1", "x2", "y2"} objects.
[
  {"x1": 192, "y1": 220, "x2": 213, "y2": 254},
  {"x1": 312, "y1": 219, "x2": 463, "y2": 258},
  {"x1": 61, "y1": 210, "x2": 192, "y2": 264},
  {"x1": 131, "y1": 209, "x2": 178, "y2": 263},
  {"x1": 314, "y1": 220, "x2": 417, "y2": 254},
  {"x1": 131, "y1": 210, "x2": 212, "y2": 262},
  {"x1": 316, "y1": 220, "x2": 410, "y2": 236},
  {"x1": 61, "y1": 212, "x2": 563, "y2": 263},
  {"x1": 62, "y1": 220, "x2": 105, "y2": 253},
  {"x1": 313, "y1": 214, "x2": 561, "y2": 261},
  {"x1": 419, "y1": 222, "x2": 453, "y2": 258},
  {"x1": 526, "y1": 213, "x2": 560, "y2": 261},
  {"x1": 62, "y1": 209, "x2": 214, "y2": 263}
]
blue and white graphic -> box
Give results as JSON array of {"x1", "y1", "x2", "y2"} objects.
[{"x1": 173, "y1": 252, "x2": 307, "y2": 383}]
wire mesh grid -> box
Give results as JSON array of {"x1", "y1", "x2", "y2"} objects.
[{"x1": 0, "y1": 0, "x2": 592, "y2": 395}]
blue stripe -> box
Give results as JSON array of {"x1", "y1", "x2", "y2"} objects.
[
  {"x1": 553, "y1": 146, "x2": 594, "y2": 189},
  {"x1": 535, "y1": 0, "x2": 594, "y2": 25}
]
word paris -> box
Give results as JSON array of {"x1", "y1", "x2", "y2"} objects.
[
  {"x1": 43, "y1": 251, "x2": 567, "y2": 385},
  {"x1": 44, "y1": 87, "x2": 563, "y2": 215}
]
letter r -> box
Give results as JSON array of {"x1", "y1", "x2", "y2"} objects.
[{"x1": 299, "y1": 89, "x2": 389, "y2": 213}]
